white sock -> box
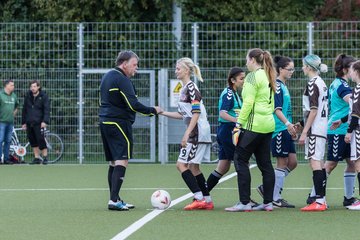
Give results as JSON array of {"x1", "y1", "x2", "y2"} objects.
[
  {"x1": 284, "y1": 167, "x2": 291, "y2": 177},
  {"x1": 344, "y1": 172, "x2": 356, "y2": 199},
  {"x1": 204, "y1": 196, "x2": 212, "y2": 203},
  {"x1": 273, "y1": 168, "x2": 286, "y2": 201},
  {"x1": 194, "y1": 191, "x2": 203, "y2": 200},
  {"x1": 316, "y1": 197, "x2": 325, "y2": 204}
]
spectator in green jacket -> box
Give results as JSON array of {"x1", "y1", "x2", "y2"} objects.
[{"x1": 0, "y1": 80, "x2": 19, "y2": 164}]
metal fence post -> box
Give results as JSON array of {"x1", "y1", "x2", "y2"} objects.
[
  {"x1": 307, "y1": 22, "x2": 314, "y2": 55},
  {"x1": 158, "y1": 69, "x2": 168, "y2": 164},
  {"x1": 192, "y1": 23, "x2": 199, "y2": 84},
  {"x1": 77, "y1": 23, "x2": 84, "y2": 164}
]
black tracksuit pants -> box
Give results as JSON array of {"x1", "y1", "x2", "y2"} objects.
[{"x1": 233, "y1": 129, "x2": 275, "y2": 204}]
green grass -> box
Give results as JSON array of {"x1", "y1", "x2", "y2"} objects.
[{"x1": 0, "y1": 163, "x2": 358, "y2": 240}]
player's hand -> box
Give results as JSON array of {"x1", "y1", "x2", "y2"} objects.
[
  {"x1": 294, "y1": 122, "x2": 303, "y2": 133},
  {"x1": 287, "y1": 123, "x2": 297, "y2": 137},
  {"x1": 298, "y1": 132, "x2": 307, "y2": 145},
  {"x1": 330, "y1": 120, "x2": 341, "y2": 130},
  {"x1": 232, "y1": 126, "x2": 241, "y2": 146},
  {"x1": 154, "y1": 106, "x2": 163, "y2": 115},
  {"x1": 181, "y1": 133, "x2": 189, "y2": 148},
  {"x1": 21, "y1": 124, "x2": 27, "y2": 130},
  {"x1": 345, "y1": 132, "x2": 352, "y2": 144}
]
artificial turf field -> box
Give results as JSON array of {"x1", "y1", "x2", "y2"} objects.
[{"x1": 0, "y1": 163, "x2": 358, "y2": 240}]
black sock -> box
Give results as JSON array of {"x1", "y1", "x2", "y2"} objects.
[
  {"x1": 195, "y1": 173, "x2": 210, "y2": 196},
  {"x1": 322, "y1": 168, "x2": 327, "y2": 197},
  {"x1": 181, "y1": 169, "x2": 201, "y2": 193},
  {"x1": 110, "y1": 165, "x2": 126, "y2": 202},
  {"x1": 108, "y1": 166, "x2": 114, "y2": 199},
  {"x1": 313, "y1": 170, "x2": 325, "y2": 198},
  {"x1": 206, "y1": 170, "x2": 223, "y2": 192}
]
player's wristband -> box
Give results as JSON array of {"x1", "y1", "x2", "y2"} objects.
[{"x1": 285, "y1": 121, "x2": 291, "y2": 127}]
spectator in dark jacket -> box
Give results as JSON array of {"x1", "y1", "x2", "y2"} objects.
[{"x1": 22, "y1": 80, "x2": 50, "y2": 164}]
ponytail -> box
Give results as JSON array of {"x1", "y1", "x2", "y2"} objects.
[
  {"x1": 263, "y1": 51, "x2": 276, "y2": 92},
  {"x1": 177, "y1": 57, "x2": 204, "y2": 82}
]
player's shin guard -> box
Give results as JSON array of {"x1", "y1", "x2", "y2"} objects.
[{"x1": 110, "y1": 165, "x2": 126, "y2": 202}]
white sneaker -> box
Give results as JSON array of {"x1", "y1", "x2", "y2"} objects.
[
  {"x1": 252, "y1": 202, "x2": 273, "y2": 211},
  {"x1": 346, "y1": 201, "x2": 360, "y2": 210},
  {"x1": 225, "y1": 202, "x2": 252, "y2": 212}
]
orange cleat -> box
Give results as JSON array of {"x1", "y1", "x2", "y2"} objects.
[
  {"x1": 204, "y1": 201, "x2": 214, "y2": 210},
  {"x1": 301, "y1": 201, "x2": 327, "y2": 212},
  {"x1": 183, "y1": 199, "x2": 208, "y2": 210}
]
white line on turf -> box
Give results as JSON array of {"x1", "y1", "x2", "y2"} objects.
[
  {"x1": 0, "y1": 187, "x2": 348, "y2": 191},
  {"x1": 111, "y1": 164, "x2": 257, "y2": 240}
]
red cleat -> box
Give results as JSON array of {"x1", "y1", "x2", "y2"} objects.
[
  {"x1": 184, "y1": 199, "x2": 208, "y2": 210},
  {"x1": 301, "y1": 202, "x2": 326, "y2": 212}
]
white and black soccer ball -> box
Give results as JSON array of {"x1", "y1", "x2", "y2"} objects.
[{"x1": 151, "y1": 190, "x2": 171, "y2": 210}]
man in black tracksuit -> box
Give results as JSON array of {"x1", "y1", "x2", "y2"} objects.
[
  {"x1": 22, "y1": 80, "x2": 50, "y2": 165},
  {"x1": 99, "y1": 50, "x2": 161, "y2": 211}
]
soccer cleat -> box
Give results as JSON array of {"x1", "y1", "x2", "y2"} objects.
[
  {"x1": 183, "y1": 199, "x2": 207, "y2": 210},
  {"x1": 306, "y1": 194, "x2": 316, "y2": 205},
  {"x1": 273, "y1": 199, "x2": 295, "y2": 208},
  {"x1": 346, "y1": 201, "x2": 360, "y2": 210},
  {"x1": 250, "y1": 199, "x2": 260, "y2": 207},
  {"x1": 257, "y1": 185, "x2": 264, "y2": 199},
  {"x1": 252, "y1": 202, "x2": 273, "y2": 211},
  {"x1": 108, "y1": 200, "x2": 129, "y2": 211},
  {"x1": 301, "y1": 201, "x2": 326, "y2": 212},
  {"x1": 343, "y1": 197, "x2": 360, "y2": 207},
  {"x1": 225, "y1": 202, "x2": 252, "y2": 212},
  {"x1": 121, "y1": 200, "x2": 135, "y2": 209},
  {"x1": 42, "y1": 158, "x2": 48, "y2": 165},
  {"x1": 203, "y1": 201, "x2": 214, "y2": 210},
  {"x1": 30, "y1": 158, "x2": 42, "y2": 165}
]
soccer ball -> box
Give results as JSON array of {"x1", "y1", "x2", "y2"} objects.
[{"x1": 151, "y1": 190, "x2": 171, "y2": 210}]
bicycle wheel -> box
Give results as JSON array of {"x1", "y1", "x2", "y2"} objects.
[{"x1": 45, "y1": 133, "x2": 64, "y2": 163}]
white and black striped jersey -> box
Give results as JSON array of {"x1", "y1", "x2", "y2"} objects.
[{"x1": 302, "y1": 76, "x2": 328, "y2": 138}]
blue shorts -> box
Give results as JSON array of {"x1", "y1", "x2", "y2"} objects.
[
  {"x1": 271, "y1": 130, "x2": 296, "y2": 157},
  {"x1": 217, "y1": 122, "x2": 235, "y2": 161},
  {"x1": 327, "y1": 134, "x2": 350, "y2": 161}
]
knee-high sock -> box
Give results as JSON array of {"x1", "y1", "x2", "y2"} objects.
[
  {"x1": 206, "y1": 170, "x2": 223, "y2": 192},
  {"x1": 108, "y1": 165, "x2": 114, "y2": 199},
  {"x1": 344, "y1": 172, "x2": 356, "y2": 199},
  {"x1": 110, "y1": 165, "x2": 126, "y2": 202},
  {"x1": 273, "y1": 168, "x2": 286, "y2": 201},
  {"x1": 181, "y1": 170, "x2": 203, "y2": 200}
]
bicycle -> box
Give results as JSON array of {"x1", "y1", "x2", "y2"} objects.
[{"x1": 10, "y1": 128, "x2": 64, "y2": 164}]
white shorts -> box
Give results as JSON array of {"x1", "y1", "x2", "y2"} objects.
[
  {"x1": 177, "y1": 143, "x2": 210, "y2": 164},
  {"x1": 350, "y1": 130, "x2": 360, "y2": 161},
  {"x1": 304, "y1": 135, "x2": 326, "y2": 161}
]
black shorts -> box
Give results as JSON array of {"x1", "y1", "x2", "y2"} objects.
[
  {"x1": 99, "y1": 119, "x2": 133, "y2": 161},
  {"x1": 217, "y1": 122, "x2": 236, "y2": 161},
  {"x1": 26, "y1": 124, "x2": 47, "y2": 150}
]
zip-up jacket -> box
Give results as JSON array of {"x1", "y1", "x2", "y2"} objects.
[
  {"x1": 99, "y1": 67, "x2": 156, "y2": 123},
  {"x1": 22, "y1": 90, "x2": 50, "y2": 125}
]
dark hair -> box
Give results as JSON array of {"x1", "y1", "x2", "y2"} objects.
[
  {"x1": 334, "y1": 53, "x2": 355, "y2": 78},
  {"x1": 351, "y1": 60, "x2": 360, "y2": 79},
  {"x1": 274, "y1": 56, "x2": 293, "y2": 74},
  {"x1": 115, "y1": 50, "x2": 139, "y2": 66},
  {"x1": 227, "y1": 67, "x2": 244, "y2": 87},
  {"x1": 3, "y1": 79, "x2": 14, "y2": 87},
  {"x1": 29, "y1": 80, "x2": 42, "y2": 90},
  {"x1": 247, "y1": 48, "x2": 276, "y2": 91}
]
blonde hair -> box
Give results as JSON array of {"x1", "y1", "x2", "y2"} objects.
[{"x1": 176, "y1": 57, "x2": 204, "y2": 82}]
